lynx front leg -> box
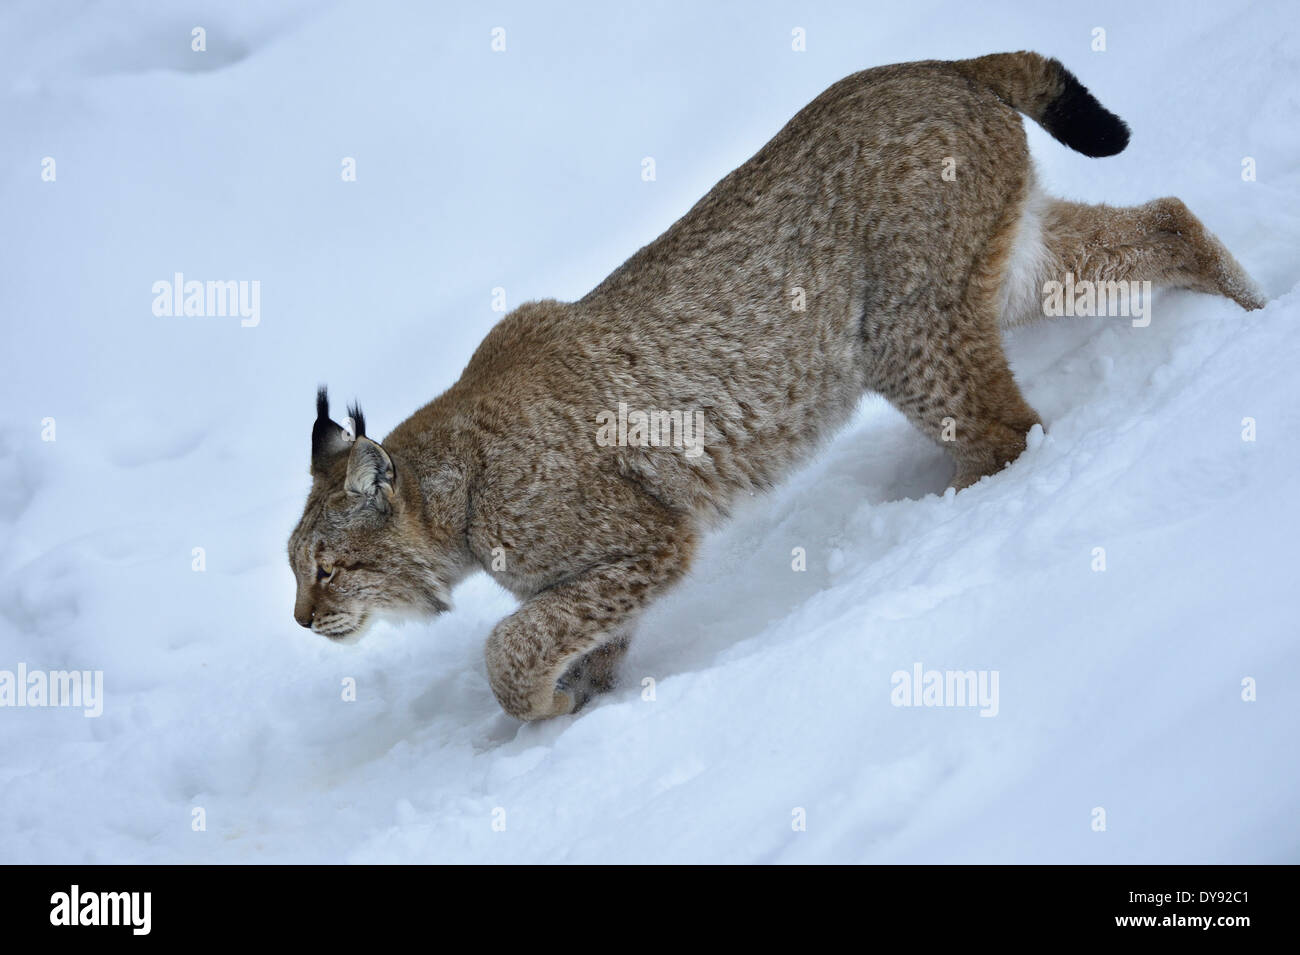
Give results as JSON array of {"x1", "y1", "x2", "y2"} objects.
[{"x1": 484, "y1": 533, "x2": 693, "y2": 721}]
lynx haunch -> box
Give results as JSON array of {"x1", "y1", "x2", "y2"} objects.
[{"x1": 288, "y1": 52, "x2": 1263, "y2": 720}]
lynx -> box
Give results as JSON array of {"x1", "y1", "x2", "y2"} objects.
[{"x1": 288, "y1": 52, "x2": 1263, "y2": 720}]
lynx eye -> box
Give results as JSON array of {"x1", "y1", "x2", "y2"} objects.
[{"x1": 316, "y1": 564, "x2": 335, "y2": 582}]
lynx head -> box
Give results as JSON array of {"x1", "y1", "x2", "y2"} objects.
[{"x1": 287, "y1": 388, "x2": 449, "y2": 640}]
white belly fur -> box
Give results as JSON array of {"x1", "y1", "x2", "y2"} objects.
[{"x1": 997, "y1": 176, "x2": 1051, "y2": 329}]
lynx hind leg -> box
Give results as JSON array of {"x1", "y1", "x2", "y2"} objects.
[
  {"x1": 875, "y1": 304, "x2": 1042, "y2": 490},
  {"x1": 1042, "y1": 196, "x2": 1265, "y2": 311}
]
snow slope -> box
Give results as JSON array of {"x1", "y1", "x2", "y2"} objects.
[{"x1": 1, "y1": 0, "x2": 1297, "y2": 863}]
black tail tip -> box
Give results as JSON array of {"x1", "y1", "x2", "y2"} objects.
[{"x1": 1041, "y1": 66, "x2": 1130, "y2": 158}]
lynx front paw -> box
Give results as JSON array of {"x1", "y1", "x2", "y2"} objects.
[
  {"x1": 556, "y1": 635, "x2": 630, "y2": 712},
  {"x1": 552, "y1": 675, "x2": 589, "y2": 714}
]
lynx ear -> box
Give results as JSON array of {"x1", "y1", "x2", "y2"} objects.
[
  {"x1": 344, "y1": 436, "x2": 395, "y2": 512},
  {"x1": 311, "y1": 386, "x2": 352, "y2": 474}
]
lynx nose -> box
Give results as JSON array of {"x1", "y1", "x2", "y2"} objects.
[{"x1": 294, "y1": 608, "x2": 314, "y2": 628}]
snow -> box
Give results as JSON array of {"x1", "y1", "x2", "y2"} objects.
[{"x1": 1, "y1": 0, "x2": 1297, "y2": 863}]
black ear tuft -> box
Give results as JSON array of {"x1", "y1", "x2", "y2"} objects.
[
  {"x1": 312, "y1": 385, "x2": 349, "y2": 467},
  {"x1": 346, "y1": 401, "x2": 366, "y2": 439}
]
